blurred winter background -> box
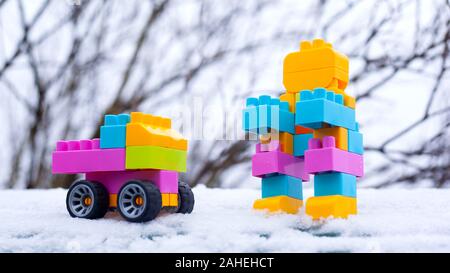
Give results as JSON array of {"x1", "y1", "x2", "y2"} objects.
[{"x1": 0, "y1": 0, "x2": 449, "y2": 190}]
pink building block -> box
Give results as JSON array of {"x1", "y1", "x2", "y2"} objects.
[
  {"x1": 86, "y1": 170, "x2": 178, "y2": 194},
  {"x1": 252, "y1": 145, "x2": 309, "y2": 181},
  {"x1": 52, "y1": 139, "x2": 126, "y2": 174},
  {"x1": 304, "y1": 136, "x2": 364, "y2": 177}
]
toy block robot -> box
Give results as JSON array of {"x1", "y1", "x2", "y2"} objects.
[
  {"x1": 243, "y1": 39, "x2": 364, "y2": 219},
  {"x1": 52, "y1": 112, "x2": 194, "y2": 223}
]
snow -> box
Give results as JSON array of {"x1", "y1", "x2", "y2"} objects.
[{"x1": 1, "y1": 186, "x2": 450, "y2": 253}]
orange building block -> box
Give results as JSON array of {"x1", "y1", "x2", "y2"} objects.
[
  {"x1": 283, "y1": 39, "x2": 349, "y2": 93},
  {"x1": 109, "y1": 194, "x2": 117, "y2": 208},
  {"x1": 126, "y1": 112, "x2": 188, "y2": 151},
  {"x1": 162, "y1": 193, "x2": 170, "y2": 207},
  {"x1": 280, "y1": 132, "x2": 293, "y2": 155},
  {"x1": 169, "y1": 193, "x2": 178, "y2": 207},
  {"x1": 283, "y1": 39, "x2": 355, "y2": 109},
  {"x1": 313, "y1": 126, "x2": 348, "y2": 151},
  {"x1": 327, "y1": 79, "x2": 356, "y2": 109},
  {"x1": 162, "y1": 193, "x2": 178, "y2": 207}
]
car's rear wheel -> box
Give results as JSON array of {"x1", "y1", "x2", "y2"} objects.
[
  {"x1": 117, "y1": 180, "x2": 161, "y2": 222},
  {"x1": 177, "y1": 182, "x2": 195, "y2": 214}
]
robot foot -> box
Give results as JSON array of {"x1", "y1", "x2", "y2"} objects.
[
  {"x1": 253, "y1": 196, "x2": 303, "y2": 214},
  {"x1": 305, "y1": 195, "x2": 357, "y2": 220}
]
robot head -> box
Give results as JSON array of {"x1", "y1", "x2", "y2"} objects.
[{"x1": 283, "y1": 39, "x2": 349, "y2": 94}]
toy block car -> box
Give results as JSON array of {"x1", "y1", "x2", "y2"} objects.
[{"x1": 51, "y1": 112, "x2": 194, "y2": 223}]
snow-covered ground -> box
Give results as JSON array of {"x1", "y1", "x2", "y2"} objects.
[{"x1": 1, "y1": 186, "x2": 450, "y2": 253}]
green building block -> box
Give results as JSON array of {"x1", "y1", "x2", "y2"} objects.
[{"x1": 126, "y1": 145, "x2": 187, "y2": 172}]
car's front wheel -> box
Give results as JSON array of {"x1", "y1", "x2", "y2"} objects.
[{"x1": 66, "y1": 180, "x2": 109, "y2": 219}]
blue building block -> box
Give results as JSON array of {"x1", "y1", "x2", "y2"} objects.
[
  {"x1": 348, "y1": 129, "x2": 364, "y2": 155},
  {"x1": 262, "y1": 174, "x2": 303, "y2": 200},
  {"x1": 293, "y1": 133, "x2": 313, "y2": 156},
  {"x1": 243, "y1": 95, "x2": 295, "y2": 134},
  {"x1": 100, "y1": 113, "x2": 131, "y2": 149},
  {"x1": 314, "y1": 172, "x2": 356, "y2": 198},
  {"x1": 295, "y1": 88, "x2": 356, "y2": 130}
]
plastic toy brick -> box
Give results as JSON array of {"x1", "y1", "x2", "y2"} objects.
[
  {"x1": 279, "y1": 132, "x2": 293, "y2": 155},
  {"x1": 293, "y1": 133, "x2": 313, "y2": 157},
  {"x1": 348, "y1": 129, "x2": 364, "y2": 155},
  {"x1": 162, "y1": 193, "x2": 170, "y2": 207},
  {"x1": 169, "y1": 193, "x2": 178, "y2": 206},
  {"x1": 86, "y1": 170, "x2": 179, "y2": 194},
  {"x1": 109, "y1": 194, "x2": 117, "y2": 208},
  {"x1": 304, "y1": 136, "x2": 364, "y2": 177},
  {"x1": 126, "y1": 145, "x2": 187, "y2": 172},
  {"x1": 109, "y1": 194, "x2": 118, "y2": 208},
  {"x1": 252, "y1": 145, "x2": 309, "y2": 181},
  {"x1": 326, "y1": 81, "x2": 356, "y2": 109},
  {"x1": 52, "y1": 139, "x2": 126, "y2": 174},
  {"x1": 253, "y1": 195, "x2": 303, "y2": 214},
  {"x1": 295, "y1": 88, "x2": 356, "y2": 130},
  {"x1": 295, "y1": 125, "x2": 313, "y2": 135},
  {"x1": 305, "y1": 195, "x2": 357, "y2": 220},
  {"x1": 313, "y1": 126, "x2": 348, "y2": 151},
  {"x1": 262, "y1": 174, "x2": 303, "y2": 200},
  {"x1": 279, "y1": 92, "x2": 296, "y2": 112},
  {"x1": 283, "y1": 39, "x2": 349, "y2": 94},
  {"x1": 161, "y1": 193, "x2": 178, "y2": 207},
  {"x1": 314, "y1": 172, "x2": 356, "y2": 198},
  {"x1": 126, "y1": 112, "x2": 188, "y2": 151},
  {"x1": 242, "y1": 95, "x2": 295, "y2": 134},
  {"x1": 100, "y1": 114, "x2": 130, "y2": 149}
]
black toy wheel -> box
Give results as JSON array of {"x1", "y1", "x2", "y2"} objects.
[
  {"x1": 66, "y1": 180, "x2": 109, "y2": 219},
  {"x1": 177, "y1": 182, "x2": 195, "y2": 214},
  {"x1": 117, "y1": 180, "x2": 162, "y2": 223}
]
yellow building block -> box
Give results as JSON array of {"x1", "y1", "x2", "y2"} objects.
[
  {"x1": 280, "y1": 92, "x2": 296, "y2": 112},
  {"x1": 126, "y1": 112, "x2": 188, "y2": 151},
  {"x1": 280, "y1": 132, "x2": 293, "y2": 155},
  {"x1": 305, "y1": 195, "x2": 357, "y2": 220},
  {"x1": 253, "y1": 196, "x2": 303, "y2": 214},
  {"x1": 313, "y1": 127, "x2": 348, "y2": 151},
  {"x1": 161, "y1": 193, "x2": 170, "y2": 207},
  {"x1": 283, "y1": 39, "x2": 349, "y2": 93},
  {"x1": 283, "y1": 39, "x2": 355, "y2": 109},
  {"x1": 169, "y1": 193, "x2": 178, "y2": 207},
  {"x1": 162, "y1": 193, "x2": 178, "y2": 207}
]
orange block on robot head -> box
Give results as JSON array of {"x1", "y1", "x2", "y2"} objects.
[{"x1": 283, "y1": 39, "x2": 349, "y2": 94}]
